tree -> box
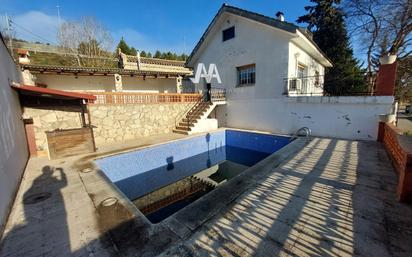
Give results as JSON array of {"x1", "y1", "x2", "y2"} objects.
[
  {"x1": 298, "y1": 0, "x2": 366, "y2": 95},
  {"x1": 345, "y1": 0, "x2": 412, "y2": 63},
  {"x1": 58, "y1": 17, "x2": 113, "y2": 67},
  {"x1": 147, "y1": 52, "x2": 152, "y2": 58},
  {"x1": 116, "y1": 37, "x2": 131, "y2": 55},
  {"x1": 140, "y1": 50, "x2": 147, "y2": 57},
  {"x1": 395, "y1": 56, "x2": 412, "y2": 102},
  {"x1": 130, "y1": 47, "x2": 137, "y2": 56},
  {"x1": 154, "y1": 50, "x2": 162, "y2": 58}
]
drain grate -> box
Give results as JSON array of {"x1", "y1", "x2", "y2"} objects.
[{"x1": 23, "y1": 192, "x2": 52, "y2": 205}]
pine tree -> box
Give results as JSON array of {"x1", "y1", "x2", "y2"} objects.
[
  {"x1": 154, "y1": 50, "x2": 162, "y2": 58},
  {"x1": 130, "y1": 47, "x2": 137, "y2": 56},
  {"x1": 147, "y1": 52, "x2": 152, "y2": 58},
  {"x1": 140, "y1": 50, "x2": 147, "y2": 57},
  {"x1": 298, "y1": 0, "x2": 366, "y2": 95},
  {"x1": 116, "y1": 37, "x2": 133, "y2": 55}
]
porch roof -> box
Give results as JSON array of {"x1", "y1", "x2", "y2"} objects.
[{"x1": 11, "y1": 84, "x2": 96, "y2": 101}]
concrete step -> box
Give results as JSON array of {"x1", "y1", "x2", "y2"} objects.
[
  {"x1": 178, "y1": 122, "x2": 195, "y2": 127},
  {"x1": 175, "y1": 126, "x2": 191, "y2": 131},
  {"x1": 173, "y1": 129, "x2": 189, "y2": 135}
]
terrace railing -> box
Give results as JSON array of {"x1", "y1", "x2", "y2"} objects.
[
  {"x1": 210, "y1": 88, "x2": 226, "y2": 102},
  {"x1": 88, "y1": 92, "x2": 201, "y2": 104},
  {"x1": 283, "y1": 72, "x2": 377, "y2": 97}
]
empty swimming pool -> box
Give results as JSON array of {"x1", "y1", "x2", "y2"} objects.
[{"x1": 96, "y1": 129, "x2": 291, "y2": 223}]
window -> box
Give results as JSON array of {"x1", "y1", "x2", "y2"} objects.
[
  {"x1": 237, "y1": 64, "x2": 256, "y2": 86},
  {"x1": 297, "y1": 64, "x2": 306, "y2": 78},
  {"x1": 314, "y1": 71, "x2": 320, "y2": 87},
  {"x1": 222, "y1": 26, "x2": 235, "y2": 41}
]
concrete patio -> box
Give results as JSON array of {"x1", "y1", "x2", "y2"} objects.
[{"x1": 1, "y1": 134, "x2": 412, "y2": 257}]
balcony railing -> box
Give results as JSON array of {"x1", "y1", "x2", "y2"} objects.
[
  {"x1": 88, "y1": 92, "x2": 201, "y2": 104},
  {"x1": 210, "y1": 88, "x2": 226, "y2": 102},
  {"x1": 284, "y1": 72, "x2": 377, "y2": 96}
]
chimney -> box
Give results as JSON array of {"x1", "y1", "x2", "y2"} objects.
[{"x1": 276, "y1": 11, "x2": 285, "y2": 22}]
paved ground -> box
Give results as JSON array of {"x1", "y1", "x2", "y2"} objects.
[
  {"x1": 1, "y1": 134, "x2": 412, "y2": 257},
  {"x1": 397, "y1": 113, "x2": 412, "y2": 133}
]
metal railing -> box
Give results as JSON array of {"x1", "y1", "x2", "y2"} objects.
[
  {"x1": 88, "y1": 92, "x2": 201, "y2": 104},
  {"x1": 174, "y1": 87, "x2": 227, "y2": 131},
  {"x1": 210, "y1": 88, "x2": 226, "y2": 102},
  {"x1": 284, "y1": 72, "x2": 377, "y2": 96},
  {"x1": 174, "y1": 92, "x2": 206, "y2": 128}
]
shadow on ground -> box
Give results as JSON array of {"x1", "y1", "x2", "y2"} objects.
[{"x1": 1, "y1": 138, "x2": 412, "y2": 257}]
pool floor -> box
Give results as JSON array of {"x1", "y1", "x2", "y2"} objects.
[{"x1": 132, "y1": 146, "x2": 271, "y2": 223}]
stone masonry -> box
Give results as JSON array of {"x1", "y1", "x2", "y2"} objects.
[
  {"x1": 23, "y1": 103, "x2": 191, "y2": 152},
  {"x1": 89, "y1": 103, "x2": 191, "y2": 147},
  {"x1": 23, "y1": 107, "x2": 83, "y2": 152}
]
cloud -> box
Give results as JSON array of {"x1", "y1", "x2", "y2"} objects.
[
  {"x1": 4, "y1": 11, "x2": 62, "y2": 44},
  {"x1": 113, "y1": 28, "x2": 188, "y2": 54}
]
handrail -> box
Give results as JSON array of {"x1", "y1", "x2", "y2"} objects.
[
  {"x1": 174, "y1": 92, "x2": 205, "y2": 128},
  {"x1": 290, "y1": 127, "x2": 311, "y2": 141}
]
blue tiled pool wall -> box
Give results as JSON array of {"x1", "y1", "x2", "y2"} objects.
[
  {"x1": 96, "y1": 130, "x2": 290, "y2": 200},
  {"x1": 226, "y1": 130, "x2": 290, "y2": 154}
]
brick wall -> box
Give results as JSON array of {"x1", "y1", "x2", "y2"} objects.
[
  {"x1": 378, "y1": 122, "x2": 412, "y2": 202},
  {"x1": 375, "y1": 62, "x2": 397, "y2": 96}
]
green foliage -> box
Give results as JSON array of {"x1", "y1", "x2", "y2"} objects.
[
  {"x1": 116, "y1": 37, "x2": 135, "y2": 55},
  {"x1": 130, "y1": 47, "x2": 137, "y2": 56},
  {"x1": 154, "y1": 50, "x2": 162, "y2": 58},
  {"x1": 116, "y1": 39, "x2": 187, "y2": 61},
  {"x1": 298, "y1": 0, "x2": 367, "y2": 95}
]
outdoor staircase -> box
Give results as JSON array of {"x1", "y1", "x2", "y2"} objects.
[
  {"x1": 173, "y1": 88, "x2": 226, "y2": 135},
  {"x1": 173, "y1": 101, "x2": 214, "y2": 135}
]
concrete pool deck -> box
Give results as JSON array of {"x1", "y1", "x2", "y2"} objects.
[{"x1": 1, "y1": 132, "x2": 412, "y2": 257}]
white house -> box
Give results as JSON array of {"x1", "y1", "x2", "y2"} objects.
[
  {"x1": 186, "y1": 4, "x2": 333, "y2": 98},
  {"x1": 185, "y1": 4, "x2": 394, "y2": 140}
]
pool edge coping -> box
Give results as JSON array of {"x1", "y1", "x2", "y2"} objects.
[{"x1": 76, "y1": 130, "x2": 311, "y2": 255}]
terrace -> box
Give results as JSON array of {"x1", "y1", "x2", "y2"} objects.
[
  {"x1": 1, "y1": 3, "x2": 411, "y2": 257},
  {"x1": 1, "y1": 131, "x2": 411, "y2": 257}
]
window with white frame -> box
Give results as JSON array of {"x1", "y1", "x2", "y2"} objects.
[{"x1": 237, "y1": 64, "x2": 255, "y2": 86}]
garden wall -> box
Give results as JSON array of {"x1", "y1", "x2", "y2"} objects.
[
  {"x1": 378, "y1": 122, "x2": 412, "y2": 202},
  {"x1": 23, "y1": 102, "x2": 192, "y2": 151},
  {"x1": 0, "y1": 37, "x2": 28, "y2": 235},
  {"x1": 89, "y1": 103, "x2": 191, "y2": 146},
  {"x1": 223, "y1": 96, "x2": 394, "y2": 140}
]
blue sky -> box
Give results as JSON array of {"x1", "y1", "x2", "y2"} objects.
[
  {"x1": 0, "y1": 0, "x2": 364, "y2": 61},
  {"x1": 0, "y1": 0, "x2": 313, "y2": 54}
]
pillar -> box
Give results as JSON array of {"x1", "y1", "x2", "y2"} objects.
[
  {"x1": 176, "y1": 76, "x2": 182, "y2": 93},
  {"x1": 114, "y1": 74, "x2": 123, "y2": 92},
  {"x1": 375, "y1": 55, "x2": 397, "y2": 96}
]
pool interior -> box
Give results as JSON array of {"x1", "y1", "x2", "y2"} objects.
[{"x1": 96, "y1": 130, "x2": 291, "y2": 223}]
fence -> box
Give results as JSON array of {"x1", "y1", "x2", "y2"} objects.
[{"x1": 88, "y1": 92, "x2": 201, "y2": 104}]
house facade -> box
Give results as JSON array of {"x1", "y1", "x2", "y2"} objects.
[
  {"x1": 186, "y1": 5, "x2": 332, "y2": 98},
  {"x1": 185, "y1": 4, "x2": 393, "y2": 140}
]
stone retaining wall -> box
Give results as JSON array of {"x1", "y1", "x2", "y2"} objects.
[
  {"x1": 89, "y1": 103, "x2": 191, "y2": 146},
  {"x1": 23, "y1": 107, "x2": 83, "y2": 152},
  {"x1": 24, "y1": 102, "x2": 192, "y2": 152}
]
